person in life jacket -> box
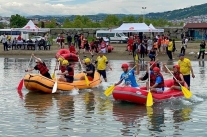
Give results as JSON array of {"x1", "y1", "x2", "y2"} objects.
[
  {"x1": 57, "y1": 57, "x2": 66, "y2": 73},
  {"x1": 80, "y1": 58, "x2": 95, "y2": 81},
  {"x1": 139, "y1": 61, "x2": 159, "y2": 81},
  {"x1": 115, "y1": 63, "x2": 140, "y2": 88},
  {"x1": 163, "y1": 64, "x2": 185, "y2": 90},
  {"x1": 57, "y1": 60, "x2": 74, "y2": 83},
  {"x1": 25, "y1": 54, "x2": 52, "y2": 79},
  {"x1": 148, "y1": 67, "x2": 165, "y2": 93}
]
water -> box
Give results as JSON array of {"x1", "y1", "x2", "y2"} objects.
[{"x1": 0, "y1": 57, "x2": 206, "y2": 137}]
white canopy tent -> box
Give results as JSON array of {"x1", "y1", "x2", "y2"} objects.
[
  {"x1": 149, "y1": 24, "x2": 164, "y2": 32},
  {"x1": 113, "y1": 23, "x2": 153, "y2": 32},
  {"x1": 12, "y1": 20, "x2": 50, "y2": 32}
]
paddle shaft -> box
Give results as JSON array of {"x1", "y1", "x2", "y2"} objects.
[
  {"x1": 78, "y1": 56, "x2": 84, "y2": 72},
  {"x1": 165, "y1": 65, "x2": 182, "y2": 87}
]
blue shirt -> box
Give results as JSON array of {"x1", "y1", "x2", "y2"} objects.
[{"x1": 120, "y1": 70, "x2": 139, "y2": 87}]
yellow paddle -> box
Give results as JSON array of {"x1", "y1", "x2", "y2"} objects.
[
  {"x1": 164, "y1": 65, "x2": 192, "y2": 99},
  {"x1": 104, "y1": 65, "x2": 137, "y2": 97},
  {"x1": 135, "y1": 54, "x2": 138, "y2": 62},
  {"x1": 51, "y1": 61, "x2": 58, "y2": 79},
  {"x1": 78, "y1": 56, "x2": 90, "y2": 86},
  {"x1": 146, "y1": 63, "x2": 153, "y2": 107}
]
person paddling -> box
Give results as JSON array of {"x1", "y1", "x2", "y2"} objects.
[
  {"x1": 115, "y1": 63, "x2": 139, "y2": 88},
  {"x1": 163, "y1": 64, "x2": 185, "y2": 90},
  {"x1": 80, "y1": 58, "x2": 96, "y2": 81},
  {"x1": 25, "y1": 54, "x2": 52, "y2": 79},
  {"x1": 57, "y1": 60, "x2": 74, "y2": 83}
]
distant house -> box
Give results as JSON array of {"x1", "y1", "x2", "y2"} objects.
[{"x1": 183, "y1": 23, "x2": 207, "y2": 40}]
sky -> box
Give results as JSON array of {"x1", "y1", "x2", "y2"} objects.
[{"x1": 0, "y1": 0, "x2": 206, "y2": 17}]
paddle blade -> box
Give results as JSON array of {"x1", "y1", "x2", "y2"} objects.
[
  {"x1": 146, "y1": 91, "x2": 153, "y2": 107},
  {"x1": 17, "y1": 79, "x2": 24, "y2": 91},
  {"x1": 181, "y1": 86, "x2": 192, "y2": 99},
  {"x1": 51, "y1": 72, "x2": 55, "y2": 79},
  {"x1": 84, "y1": 74, "x2": 90, "y2": 86},
  {"x1": 52, "y1": 81, "x2": 58, "y2": 93},
  {"x1": 104, "y1": 85, "x2": 115, "y2": 97},
  {"x1": 135, "y1": 54, "x2": 138, "y2": 61}
]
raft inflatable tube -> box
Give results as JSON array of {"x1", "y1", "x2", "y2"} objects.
[
  {"x1": 56, "y1": 49, "x2": 78, "y2": 62},
  {"x1": 108, "y1": 45, "x2": 114, "y2": 53},
  {"x1": 24, "y1": 71, "x2": 101, "y2": 93},
  {"x1": 112, "y1": 79, "x2": 188, "y2": 105}
]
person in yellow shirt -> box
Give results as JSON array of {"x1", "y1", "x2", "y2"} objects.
[
  {"x1": 167, "y1": 39, "x2": 173, "y2": 61},
  {"x1": 178, "y1": 53, "x2": 195, "y2": 88},
  {"x1": 95, "y1": 51, "x2": 112, "y2": 82}
]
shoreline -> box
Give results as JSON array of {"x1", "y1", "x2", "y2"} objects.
[{"x1": 0, "y1": 43, "x2": 201, "y2": 61}]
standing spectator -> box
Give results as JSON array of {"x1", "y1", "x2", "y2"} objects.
[
  {"x1": 180, "y1": 42, "x2": 186, "y2": 55},
  {"x1": 197, "y1": 40, "x2": 206, "y2": 60},
  {"x1": 157, "y1": 35, "x2": 162, "y2": 53},
  {"x1": 56, "y1": 34, "x2": 61, "y2": 48},
  {"x1": 133, "y1": 39, "x2": 139, "y2": 59},
  {"x1": 95, "y1": 51, "x2": 112, "y2": 82},
  {"x1": 127, "y1": 36, "x2": 134, "y2": 55},
  {"x1": 181, "y1": 33, "x2": 184, "y2": 40},
  {"x1": 60, "y1": 34, "x2": 65, "y2": 49},
  {"x1": 74, "y1": 33, "x2": 79, "y2": 48},
  {"x1": 147, "y1": 37, "x2": 153, "y2": 54},
  {"x1": 67, "y1": 33, "x2": 72, "y2": 48},
  {"x1": 2, "y1": 34, "x2": 8, "y2": 51},
  {"x1": 167, "y1": 39, "x2": 173, "y2": 61},
  {"x1": 172, "y1": 39, "x2": 176, "y2": 59},
  {"x1": 138, "y1": 41, "x2": 146, "y2": 61},
  {"x1": 178, "y1": 53, "x2": 195, "y2": 88}
]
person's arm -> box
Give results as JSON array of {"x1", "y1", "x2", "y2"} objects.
[
  {"x1": 150, "y1": 76, "x2": 162, "y2": 89},
  {"x1": 178, "y1": 74, "x2": 185, "y2": 85},
  {"x1": 139, "y1": 72, "x2": 148, "y2": 81},
  {"x1": 190, "y1": 66, "x2": 195, "y2": 78},
  {"x1": 25, "y1": 68, "x2": 34, "y2": 72},
  {"x1": 32, "y1": 53, "x2": 43, "y2": 63}
]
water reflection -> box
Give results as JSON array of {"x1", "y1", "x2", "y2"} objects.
[
  {"x1": 199, "y1": 61, "x2": 205, "y2": 79},
  {"x1": 24, "y1": 92, "x2": 53, "y2": 116}
]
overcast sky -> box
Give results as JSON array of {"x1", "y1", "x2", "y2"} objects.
[{"x1": 0, "y1": 0, "x2": 206, "y2": 16}]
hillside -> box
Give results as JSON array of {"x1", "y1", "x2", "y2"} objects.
[{"x1": 27, "y1": 3, "x2": 207, "y2": 22}]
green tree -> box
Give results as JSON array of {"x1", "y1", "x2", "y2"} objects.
[
  {"x1": 62, "y1": 18, "x2": 72, "y2": 28},
  {"x1": 101, "y1": 15, "x2": 119, "y2": 27},
  {"x1": 10, "y1": 14, "x2": 28, "y2": 28},
  {"x1": 45, "y1": 18, "x2": 57, "y2": 28}
]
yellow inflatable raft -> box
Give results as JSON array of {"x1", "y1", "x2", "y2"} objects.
[{"x1": 24, "y1": 72, "x2": 101, "y2": 93}]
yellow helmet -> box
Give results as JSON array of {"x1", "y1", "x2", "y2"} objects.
[
  {"x1": 85, "y1": 58, "x2": 90, "y2": 63},
  {"x1": 62, "y1": 60, "x2": 69, "y2": 65},
  {"x1": 58, "y1": 57, "x2": 64, "y2": 62}
]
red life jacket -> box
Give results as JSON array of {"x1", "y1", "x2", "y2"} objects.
[
  {"x1": 37, "y1": 63, "x2": 49, "y2": 75},
  {"x1": 60, "y1": 66, "x2": 66, "y2": 73},
  {"x1": 69, "y1": 46, "x2": 76, "y2": 54},
  {"x1": 150, "y1": 72, "x2": 164, "y2": 88},
  {"x1": 173, "y1": 72, "x2": 183, "y2": 86}
]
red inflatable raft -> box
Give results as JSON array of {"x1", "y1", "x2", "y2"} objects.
[
  {"x1": 112, "y1": 79, "x2": 188, "y2": 105},
  {"x1": 56, "y1": 49, "x2": 78, "y2": 62}
]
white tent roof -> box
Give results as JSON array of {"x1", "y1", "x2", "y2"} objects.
[
  {"x1": 149, "y1": 23, "x2": 164, "y2": 32},
  {"x1": 113, "y1": 23, "x2": 153, "y2": 32},
  {"x1": 12, "y1": 20, "x2": 50, "y2": 32}
]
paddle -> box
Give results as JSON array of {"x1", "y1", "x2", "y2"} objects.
[
  {"x1": 146, "y1": 63, "x2": 153, "y2": 107},
  {"x1": 51, "y1": 61, "x2": 58, "y2": 79},
  {"x1": 104, "y1": 65, "x2": 137, "y2": 97},
  {"x1": 164, "y1": 65, "x2": 192, "y2": 99},
  {"x1": 17, "y1": 55, "x2": 32, "y2": 92},
  {"x1": 52, "y1": 62, "x2": 60, "y2": 93},
  {"x1": 78, "y1": 56, "x2": 90, "y2": 86}
]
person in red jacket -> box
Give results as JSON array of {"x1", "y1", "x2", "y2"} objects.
[
  {"x1": 25, "y1": 54, "x2": 52, "y2": 79},
  {"x1": 57, "y1": 60, "x2": 74, "y2": 83},
  {"x1": 148, "y1": 67, "x2": 165, "y2": 93},
  {"x1": 163, "y1": 64, "x2": 185, "y2": 90}
]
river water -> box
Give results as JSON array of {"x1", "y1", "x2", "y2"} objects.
[{"x1": 0, "y1": 57, "x2": 206, "y2": 137}]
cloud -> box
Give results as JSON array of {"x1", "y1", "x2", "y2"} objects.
[{"x1": 0, "y1": 0, "x2": 206, "y2": 16}]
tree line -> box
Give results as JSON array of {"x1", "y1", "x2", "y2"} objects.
[{"x1": 3, "y1": 14, "x2": 183, "y2": 29}]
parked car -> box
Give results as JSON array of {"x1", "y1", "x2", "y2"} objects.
[{"x1": 30, "y1": 36, "x2": 44, "y2": 42}]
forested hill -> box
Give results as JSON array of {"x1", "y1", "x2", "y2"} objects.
[
  {"x1": 27, "y1": 3, "x2": 207, "y2": 22},
  {"x1": 146, "y1": 3, "x2": 207, "y2": 20}
]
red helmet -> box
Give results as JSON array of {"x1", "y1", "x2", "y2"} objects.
[
  {"x1": 150, "y1": 61, "x2": 156, "y2": 69},
  {"x1": 153, "y1": 67, "x2": 160, "y2": 72},
  {"x1": 173, "y1": 65, "x2": 180, "y2": 70},
  {"x1": 121, "y1": 63, "x2": 129, "y2": 69}
]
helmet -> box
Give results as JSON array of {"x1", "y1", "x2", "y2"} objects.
[
  {"x1": 121, "y1": 63, "x2": 129, "y2": 69},
  {"x1": 62, "y1": 60, "x2": 69, "y2": 65},
  {"x1": 153, "y1": 67, "x2": 160, "y2": 72},
  {"x1": 85, "y1": 58, "x2": 91, "y2": 63},
  {"x1": 173, "y1": 65, "x2": 180, "y2": 70},
  {"x1": 58, "y1": 57, "x2": 64, "y2": 62},
  {"x1": 149, "y1": 61, "x2": 156, "y2": 69}
]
